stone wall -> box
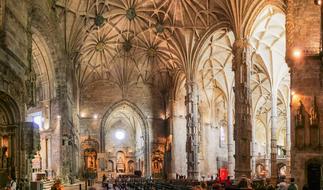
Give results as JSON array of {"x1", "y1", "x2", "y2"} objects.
[
  {"x1": 79, "y1": 81, "x2": 166, "y2": 175},
  {"x1": 2, "y1": 0, "x2": 31, "y2": 68},
  {"x1": 289, "y1": 1, "x2": 323, "y2": 188},
  {"x1": 0, "y1": 0, "x2": 32, "y2": 184},
  {"x1": 29, "y1": 0, "x2": 80, "y2": 180}
]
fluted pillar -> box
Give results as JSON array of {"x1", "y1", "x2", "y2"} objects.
[
  {"x1": 232, "y1": 39, "x2": 252, "y2": 178},
  {"x1": 227, "y1": 100, "x2": 234, "y2": 177},
  {"x1": 185, "y1": 81, "x2": 199, "y2": 180}
]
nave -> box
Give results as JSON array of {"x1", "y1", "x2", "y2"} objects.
[{"x1": 0, "y1": 0, "x2": 323, "y2": 190}]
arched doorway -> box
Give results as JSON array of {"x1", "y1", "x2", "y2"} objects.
[
  {"x1": 307, "y1": 162, "x2": 322, "y2": 190},
  {"x1": 100, "y1": 100, "x2": 150, "y2": 177},
  {"x1": 0, "y1": 91, "x2": 20, "y2": 186}
]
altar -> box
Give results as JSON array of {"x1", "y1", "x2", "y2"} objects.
[{"x1": 97, "y1": 148, "x2": 139, "y2": 180}]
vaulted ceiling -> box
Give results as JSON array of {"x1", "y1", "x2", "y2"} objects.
[{"x1": 52, "y1": 0, "x2": 289, "y2": 119}]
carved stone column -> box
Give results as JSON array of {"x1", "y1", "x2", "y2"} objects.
[
  {"x1": 285, "y1": 92, "x2": 291, "y2": 179},
  {"x1": 270, "y1": 92, "x2": 278, "y2": 184},
  {"x1": 266, "y1": 123, "x2": 271, "y2": 177},
  {"x1": 252, "y1": 115, "x2": 257, "y2": 176},
  {"x1": 227, "y1": 99, "x2": 234, "y2": 177},
  {"x1": 232, "y1": 39, "x2": 252, "y2": 178},
  {"x1": 168, "y1": 98, "x2": 176, "y2": 179},
  {"x1": 185, "y1": 81, "x2": 199, "y2": 180}
]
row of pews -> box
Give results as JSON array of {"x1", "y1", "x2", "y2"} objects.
[{"x1": 103, "y1": 177, "x2": 198, "y2": 189}]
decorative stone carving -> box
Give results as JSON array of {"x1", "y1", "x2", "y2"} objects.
[
  {"x1": 26, "y1": 71, "x2": 36, "y2": 108},
  {"x1": 232, "y1": 38, "x2": 252, "y2": 178},
  {"x1": 185, "y1": 81, "x2": 199, "y2": 180},
  {"x1": 95, "y1": 41, "x2": 105, "y2": 52},
  {"x1": 95, "y1": 15, "x2": 105, "y2": 27},
  {"x1": 309, "y1": 96, "x2": 319, "y2": 127},
  {"x1": 309, "y1": 97, "x2": 320, "y2": 147},
  {"x1": 126, "y1": 7, "x2": 136, "y2": 20},
  {"x1": 147, "y1": 47, "x2": 157, "y2": 58},
  {"x1": 0, "y1": 108, "x2": 6, "y2": 125},
  {"x1": 285, "y1": 0, "x2": 295, "y2": 65},
  {"x1": 123, "y1": 40, "x2": 132, "y2": 52},
  {"x1": 295, "y1": 101, "x2": 306, "y2": 149},
  {"x1": 295, "y1": 100, "x2": 305, "y2": 128},
  {"x1": 155, "y1": 21, "x2": 164, "y2": 33}
]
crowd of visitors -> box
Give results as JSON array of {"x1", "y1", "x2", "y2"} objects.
[{"x1": 190, "y1": 176, "x2": 303, "y2": 190}]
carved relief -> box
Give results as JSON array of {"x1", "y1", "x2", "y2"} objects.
[
  {"x1": 309, "y1": 96, "x2": 319, "y2": 127},
  {"x1": 309, "y1": 97, "x2": 320, "y2": 147},
  {"x1": 26, "y1": 71, "x2": 36, "y2": 108},
  {"x1": 295, "y1": 101, "x2": 305, "y2": 128},
  {"x1": 295, "y1": 101, "x2": 306, "y2": 149},
  {"x1": 0, "y1": 65, "x2": 25, "y2": 105},
  {"x1": 0, "y1": 108, "x2": 6, "y2": 125}
]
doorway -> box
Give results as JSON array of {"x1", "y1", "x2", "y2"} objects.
[{"x1": 307, "y1": 163, "x2": 321, "y2": 190}]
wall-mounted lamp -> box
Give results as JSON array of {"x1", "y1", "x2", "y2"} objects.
[
  {"x1": 314, "y1": 0, "x2": 322, "y2": 6},
  {"x1": 292, "y1": 49, "x2": 302, "y2": 59}
]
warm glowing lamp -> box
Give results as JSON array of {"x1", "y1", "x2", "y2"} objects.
[
  {"x1": 292, "y1": 49, "x2": 302, "y2": 59},
  {"x1": 315, "y1": 0, "x2": 322, "y2": 6}
]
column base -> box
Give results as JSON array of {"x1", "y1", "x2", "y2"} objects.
[
  {"x1": 167, "y1": 172, "x2": 177, "y2": 179},
  {"x1": 187, "y1": 171, "x2": 199, "y2": 180},
  {"x1": 234, "y1": 169, "x2": 252, "y2": 179},
  {"x1": 271, "y1": 176, "x2": 277, "y2": 186},
  {"x1": 233, "y1": 175, "x2": 253, "y2": 190}
]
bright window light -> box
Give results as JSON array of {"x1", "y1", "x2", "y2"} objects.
[
  {"x1": 115, "y1": 130, "x2": 125, "y2": 140},
  {"x1": 33, "y1": 115, "x2": 42, "y2": 129}
]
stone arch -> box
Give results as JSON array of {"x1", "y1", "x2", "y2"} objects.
[
  {"x1": 31, "y1": 28, "x2": 56, "y2": 100},
  {"x1": 0, "y1": 91, "x2": 20, "y2": 125},
  {"x1": 31, "y1": 1, "x2": 72, "y2": 96},
  {"x1": 193, "y1": 22, "x2": 232, "y2": 75},
  {"x1": 0, "y1": 91, "x2": 21, "y2": 180},
  {"x1": 100, "y1": 99, "x2": 151, "y2": 175},
  {"x1": 244, "y1": 3, "x2": 287, "y2": 38}
]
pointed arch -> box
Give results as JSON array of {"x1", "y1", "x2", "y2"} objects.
[{"x1": 100, "y1": 99, "x2": 151, "y2": 175}]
